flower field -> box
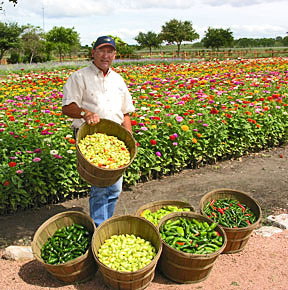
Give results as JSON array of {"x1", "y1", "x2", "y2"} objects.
[{"x1": 0, "y1": 58, "x2": 288, "y2": 214}]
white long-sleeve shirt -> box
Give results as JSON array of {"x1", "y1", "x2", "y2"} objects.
[{"x1": 62, "y1": 63, "x2": 135, "y2": 128}]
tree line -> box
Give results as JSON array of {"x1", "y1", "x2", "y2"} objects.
[{"x1": 1, "y1": 18, "x2": 288, "y2": 64}]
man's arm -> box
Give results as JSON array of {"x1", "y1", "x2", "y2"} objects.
[
  {"x1": 122, "y1": 113, "x2": 133, "y2": 134},
  {"x1": 62, "y1": 102, "x2": 100, "y2": 124}
]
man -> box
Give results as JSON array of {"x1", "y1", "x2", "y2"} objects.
[{"x1": 62, "y1": 36, "x2": 135, "y2": 226}]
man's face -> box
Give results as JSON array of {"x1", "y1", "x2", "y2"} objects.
[{"x1": 92, "y1": 45, "x2": 116, "y2": 73}]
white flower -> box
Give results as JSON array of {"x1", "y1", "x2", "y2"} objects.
[{"x1": 50, "y1": 149, "x2": 58, "y2": 155}]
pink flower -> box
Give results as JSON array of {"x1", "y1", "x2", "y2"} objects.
[
  {"x1": 176, "y1": 116, "x2": 183, "y2": 122},
  {"x1": 33, "y1": 157, "x2": 41, "y2": 162},
  {"x1": 16, "y1": 170, "x2": 23, "y2": 174},
  {"x1": 156, "y1": 152, "x2": 161, "y2": 157}
]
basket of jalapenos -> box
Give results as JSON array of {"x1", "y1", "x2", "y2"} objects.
[
  {"x1": 32, "y1": 211, "x2": 97, "y2": 283},
  {"x1": 157, "y1": 212, "x2": 227, "y2": 284},
  {"x1": 200, "y1": 188, "x2": 262, "y2": 254}
]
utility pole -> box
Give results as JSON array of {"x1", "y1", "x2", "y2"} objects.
[{"x1": 42, "y1": 3, "x2": 45, "y2": 32}]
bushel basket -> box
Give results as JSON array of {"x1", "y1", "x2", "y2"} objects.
[
  {"x1": 199, "y1": 188, "x2": 262, "y2": 254},
  {"x1": 157, "y1": 212, "x2": 227, "y2": 284},
  {"x1": 76, "y1": 119, "x2": 137, "y2": 187},
  {"x1": 31, "y1": 210, "x2": 97, "y2": 283},
  {"x1": 92, "y1": 215, "x2": 162, "y2": 290}
]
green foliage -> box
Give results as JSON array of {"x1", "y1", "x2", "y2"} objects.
[
  {"x1": 159, "y1": 19, "x2": 199, "y2": 56},
  {"x1": 202, "y1": 27, "x2": 234, "y2": 49},
  {"x1": 0, "y1": 21, "x2": 23, "y2": 60},
  {"x1": 21, "y1": 25, "x2": 46, "y2": 63},
  {"x1": 135, "y1": 31, "x2": 162, "y2": 53},
  {"x1": 45, "y1": 26, "x2": 80, "y2": 62}
]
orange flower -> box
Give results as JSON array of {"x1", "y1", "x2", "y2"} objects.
[
  {"x1": 192, "y1": 138, "x2": 197, "y2": 144},
  {"x1": 69, "y1": 138, "x2": 76, "y2": 144},
  {"x1": 181, "y1": 125, "x2": 189, "y2": 131}
]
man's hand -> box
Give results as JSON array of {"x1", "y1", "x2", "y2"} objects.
[{"x1": 83, "y1": 112, "x2": 100, "y2": 125}]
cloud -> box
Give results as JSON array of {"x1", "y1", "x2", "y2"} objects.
[
  {"x1": 202, "y1": 0, "x2": 287, "y2": 7},
  {"x1": 231, "y1": 24, "x2": 288, "y2": 38},
  {"x1": 3, "y1": 0, "x2": 287, "y2": 19}
]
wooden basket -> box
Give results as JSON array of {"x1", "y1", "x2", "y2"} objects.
[
  {"x1": 76, "y1": 119, "x2": 137, "y2": 187},
  {"x1": 31, "y1": 211, "x2": 97, "y2": 283},
  {"x1": 199, "y1": 188, "x2": 262, "y2": 254},
  {"x1": 157, "y1": 212, "x2": 227, "y2": 284},
  {"x1": 92, "y1": 215, "x2": 162, "y2": 290},
  {"x1": 135, "y1": 200, "x2": 194, "y2": 225}
]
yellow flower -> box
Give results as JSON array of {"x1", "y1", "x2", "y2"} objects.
[
  {"x1": 70, "y1": 146, "x2": 76, "y2": 150},
  {"x1": 151, "y1": 125, "x2": 157, "y2": 129},
  {"x1": 181, "y1": 125, "x2": 189, "y2": 131},
  {"x1": 167, "y1": 123, "x2": 172, "y2": 127}
]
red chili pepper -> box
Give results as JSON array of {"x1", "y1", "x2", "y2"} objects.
[
  {"x1": 212, "y1": 212, "x2": 217, "y2": 217},
  {"x1": 237, "y1": 203, "x2": 246, "y2": 212},
  {"x1": 246, "y1": 220, "x2": 251, "y2": 225},
  {"x1": 217, "y1": 208, "x2": 225, "y2": 215},
  {"x1": 210, "y1": 199, "x2": 216, "y2": 206},
  {"x1": 176, "y1": 242, "x2": 185, "y2": 246}
]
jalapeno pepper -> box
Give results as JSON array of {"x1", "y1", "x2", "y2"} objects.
[
  {"x1": 41, "y1": 223, "x2": 92, "y2": 265},
  {"x1": 160, "y1": 217, "x2": 223, "y2": 255}
]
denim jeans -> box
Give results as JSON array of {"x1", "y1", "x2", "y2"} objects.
[{"x1": 89, "y1": 176, "x2": 123, "y2": 226}]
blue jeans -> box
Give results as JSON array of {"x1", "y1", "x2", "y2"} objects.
[{"x1": 89, "y1": 176, "x2": 123, "y2": 226}]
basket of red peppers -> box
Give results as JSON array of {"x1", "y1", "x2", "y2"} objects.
[{"x1": 200, "y1": 188, "x2": 262, "y2": 254}]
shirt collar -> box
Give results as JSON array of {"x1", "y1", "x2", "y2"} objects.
[{"x1": 91, "y1": 62, "x2": 112, "y2": 76}]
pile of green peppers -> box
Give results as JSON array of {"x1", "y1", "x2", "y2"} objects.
[
  {"x1": 160, "y1": 217, "x2": 224, "y2": 254},
  {"x1": 41, "y1": 224, "x2": 92, "y2": 265},
  {"x1": 141, "y1": 205, "x2": 191, "y2": 225}
]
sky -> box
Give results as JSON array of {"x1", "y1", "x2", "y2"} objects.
[{"x1": 1, "y1": 0, "x2": 288, "y2": 46}]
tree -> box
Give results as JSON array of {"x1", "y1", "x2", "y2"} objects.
[
  {"x1": 159, "y1": 19, "x2": 199, "y2": 57},
  {"x1": 45, "y1": 26, "x2": 80, "y2": 62},
  {"x1": 0, "y1": 21, "x2": 23, "y2": 61},
  {"x1": 202, "y1": 27, "x2": 234, "y2": 50},
  {"x1": 135, "y1": 31, "x2": 162, "y2": 54},
  {"x1": 0, "y1": 0, "x2": 18, "y2": 11},
  {"x1": 283, "y1": 33, "x2": 288, "y2": 47},
  {"x1": 21, "y1": 25, "x2": 45, "y2": 63}
]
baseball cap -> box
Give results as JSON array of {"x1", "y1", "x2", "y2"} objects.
[{"x1": 93, "y1": 36, "x2": 116, "y2": 49}]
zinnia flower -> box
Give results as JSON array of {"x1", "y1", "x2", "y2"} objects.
[
  {"x1": 176, "y1": 116, "x2": 183, "y2": 122},
  {"x1": 8, "y1": 161, "x2": 17, "y2": 167},
  {"x1": 169, "y1": 135, "x2": 176, "y2": 141},
  {"x1": 181, "y1": 125, "x2": 189, "y2": 131},
  {"x1": 150, "y1": 139, "x2": 157, "y2": 145},
  {"x1": 156, "y1": 151, "x2": 161, "y2": 157},
  {"x1": 33, "y1": 157, "x2": 41, "y2": 162}
]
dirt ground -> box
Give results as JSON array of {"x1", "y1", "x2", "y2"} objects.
[{"x1": 0, "y1": 144, "x2": 288, "y2": 289}]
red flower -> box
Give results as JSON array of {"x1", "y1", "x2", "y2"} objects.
[
  {"x1": 150, "y1": 139, "x2": 157, "y2": 145},
  {"x1": 131, "y1": 120, "x2": 137, "y2": 126},
  {"x1": 169, "y1": 135, "x2": 176, "y2": 141},
  {"x1": 136, "y1": 142, "x2": 140, "y2": 147},
  {"x1": 210, "y1": 108, "x2": 219, "y2": 114},
  {"x1": 3, "y1": 181, "x2": 9, "y2": 186},
  {"x1": 69, "y1": 138, "x2": 76, "y2": 144},
  {"x1": 225, "y1": 113, "x2": 232, "y2": 119},
  {"x1": 8, "y1": 161, "x2": 17, "y2": 167}
]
